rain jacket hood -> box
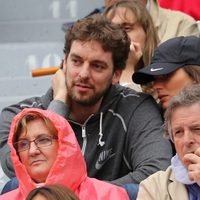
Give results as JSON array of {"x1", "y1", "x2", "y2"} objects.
[{"x1": 1, "y1": 108, "x2": 128, "y2": 200}]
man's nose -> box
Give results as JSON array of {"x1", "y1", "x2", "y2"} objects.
[
  {"x1": 78, "y1": 64, "x2": 90, "y2": 79},
  {"x1": 183, "y1": 130, "x2": 195, "y2": 146}
]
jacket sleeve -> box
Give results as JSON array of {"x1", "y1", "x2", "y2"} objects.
[
  {"x1": 111, "y1": 96, "x2": 172, "y2": 185},
  {"x1": 0, "y1": 103, "x2": 24, "y2": 178},
  {"x1": 172, "y1": 11, "x2": 200, "y2": 37},
  {"x1": 137, "y1": 173, "x2": 162, "y2": 200},
  {"x1": 157, "y1": 8, "x2": 200, "y2": 43},
  {"x1": 47, "y1": 100, "x2": 69, "y2": 118},
  {"x1": 137, "y1": 167, "x2": 189, "y2": 200}
]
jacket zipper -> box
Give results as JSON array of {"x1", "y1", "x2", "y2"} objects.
[{"x1": 81, "y1": 125, "x2": 87, "y2": 155}]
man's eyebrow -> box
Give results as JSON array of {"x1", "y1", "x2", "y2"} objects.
[
  {"x1": 190, "y1": 123, "x2": 200, "y2": 127},
  {"x1": 70, "y1": 53, "x2": 82, "y2": 59},
  {"x1": 91, "y1": 60, "x2": 109, "y2": 67},
  {"x1": 172, "y1": 126, "x2": 181, "y2": 131},
  {"x1": 70, "y1": 53, "x2": 109, "y2": 67}
]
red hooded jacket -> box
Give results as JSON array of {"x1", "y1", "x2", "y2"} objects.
[{"x1": 0, "y1": 108, "x2": 129, "y2": 200}]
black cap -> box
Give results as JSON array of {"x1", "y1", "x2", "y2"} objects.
[{"x1": 132, "y1": 36, "x2": 200, "y2": 84}]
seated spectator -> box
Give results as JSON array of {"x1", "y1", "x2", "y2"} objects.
[
  {"x1": 137, "y1": 84, "x2": 200, "y2": 199},
  {"x1": 25, "y1": 184, "x2": 79, "y2": 200},
  {"x1": 0, "y1": 14, "x2": 172, "y2": 190},
  {"x1": 0, "y1": 108, "x2": 129, "y2": 200},
  {"x1": 104, "y1": 0, "x2": 159, "y2": 90},
  {"x1": 132, "y1": 36, "x2": 200, "y2": 110},
  {"x1": 158, "y1": 0, "x2": 200, "y2": 21},
  {"x1": 95, "y1": 0, "x2": 200, "y2": 43},
  {"x1": 62, "y1": 0, "x2": 199, "y2": 51}
]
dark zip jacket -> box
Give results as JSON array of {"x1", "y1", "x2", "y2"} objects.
[{"x1": 0, "y1": 84, "x2": 172, "y2": 185}]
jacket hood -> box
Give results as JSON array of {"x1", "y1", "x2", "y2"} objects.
[{"x1": 8, "y1": 108, "x2": 87, "y2": 198}]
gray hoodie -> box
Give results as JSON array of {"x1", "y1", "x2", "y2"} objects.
[{"x1": 0, "y1": 84, "x2": 172, "y2": 185}]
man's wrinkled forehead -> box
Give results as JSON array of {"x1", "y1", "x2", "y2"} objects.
[{"x1": 69, "y1": 40, "x2": 114, "y2": 65}]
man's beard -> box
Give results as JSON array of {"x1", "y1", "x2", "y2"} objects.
[
  {"x1": 67, "y1": 82, "x2": 111, "y2": 106},
  {"x1": 70, "y1": 92, "x2": 104, "y2": 106}
]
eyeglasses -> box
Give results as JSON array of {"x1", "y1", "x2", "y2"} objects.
[{"x1": 14, "y1": 135, "x2": 58, "y2": 152}]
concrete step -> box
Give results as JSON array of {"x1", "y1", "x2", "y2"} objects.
[
  {"x1": 0, "y1": 20, "x2": 66, "y2": 43},
  {"x1": 0, "y1": 0, "x2": 103, "y2": 21},
  {"x1": 0, "y1": 41, "x2": 61, "y2": 112},
  {"x1": 0, "y1": 42, "x2": 63, "y2": 77},
  {"x1": 0, "y1": 76, "x2": 51, "y2": 112}
]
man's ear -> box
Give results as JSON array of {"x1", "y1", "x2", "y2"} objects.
[{"x1": 112, "y1": 70, "x2": 122, "y2": 85}]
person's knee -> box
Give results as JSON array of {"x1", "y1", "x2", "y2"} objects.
[
  {"x1": 121, "y1": 183, "x2": 139, "y2": 200},
  {"x1": 1, "y1": 177, "x2": 19, "y2": 194}
]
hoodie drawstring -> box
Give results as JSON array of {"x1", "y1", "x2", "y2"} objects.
[{"x1": 98, "y1": 112, "x2": 105, "y2": 147}]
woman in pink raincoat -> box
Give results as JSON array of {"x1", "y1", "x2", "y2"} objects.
[{"x1": 0, "y1": 108, "x2": 129, "y2": 200}]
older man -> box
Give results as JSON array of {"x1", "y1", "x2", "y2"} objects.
[{"x1": 137, "y1": 84, "x2": 200, "y2": 199}]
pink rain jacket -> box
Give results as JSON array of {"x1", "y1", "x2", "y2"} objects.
[{"x1": 0, "y1": 108, "x2": 129, "y2": 200}]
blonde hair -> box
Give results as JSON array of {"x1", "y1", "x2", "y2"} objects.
[
  {"x1": 13, "y1": 111, "x2": 58, "y2": 144},
  {"x1": 183, "y1": 65, "x2": 200, "y2": 83}
]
